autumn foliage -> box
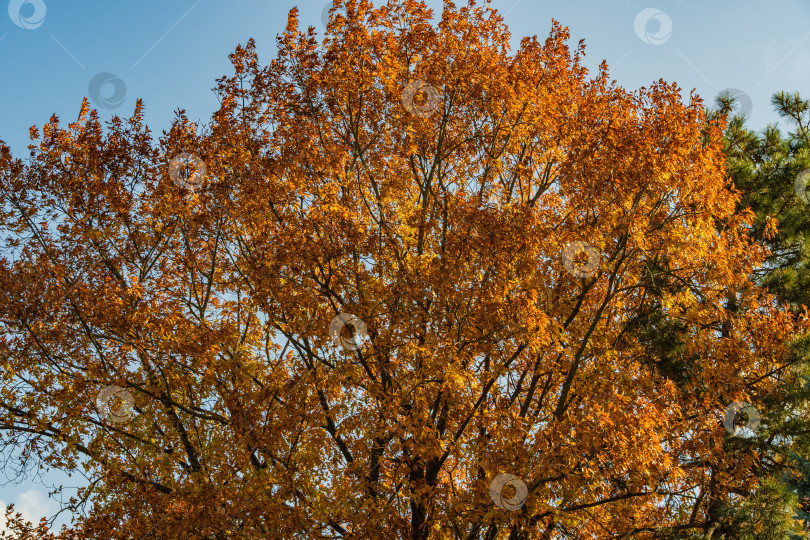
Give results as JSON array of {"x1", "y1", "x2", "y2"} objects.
[{"x1": 0, "y1": 1, "x2": 806, "y2": 538}]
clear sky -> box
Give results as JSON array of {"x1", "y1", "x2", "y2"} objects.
[{"x1": 1, "y1": 0, "x2": 809, "y2": 532}]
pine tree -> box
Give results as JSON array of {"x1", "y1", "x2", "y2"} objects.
[{"x1": 702, "y1": 90, "x2": 810, "y2": 538}]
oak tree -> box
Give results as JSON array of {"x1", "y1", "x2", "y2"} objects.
[{"x1": 0, "y1": 1, "x2": 806, "y2": 538}]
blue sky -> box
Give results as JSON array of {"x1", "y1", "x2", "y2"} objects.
[{"x1": 1, "y1": 0, "x2": 809, "y2": 532}]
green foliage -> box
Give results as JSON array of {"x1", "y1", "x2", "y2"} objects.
[
  {"x1": 718, "y1": 91, "x2": 810, "y2": 314},
  {"x1": 712, "y1": 90, "x2": 810, "y2": 538}
]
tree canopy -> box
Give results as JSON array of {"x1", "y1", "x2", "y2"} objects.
[{"x1": 0, "y1": 1, "x2": 806, "y2": 538}]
